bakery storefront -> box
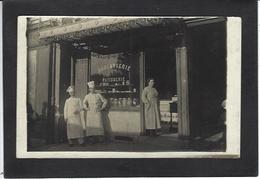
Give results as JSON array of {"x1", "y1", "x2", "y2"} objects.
[{"x1": 27, "y1": 17, "x2": 227, "y2": 145}]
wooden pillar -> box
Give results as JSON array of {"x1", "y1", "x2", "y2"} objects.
[
  {"x1": 59, "y1": 42, "x2": 72, "y2": 116},
  {"x1": 176, "y1": 47, "x2": 190, "y2": 137},
  {"x1": 87, "y1": 51, "x2": 91, "y2": 83},
  {"x1": 46, "y1": 42, "x2": 56, "y2": 144},
  {"x1": 175, "y1": 22, "x2": 190, "y2": 138},
  {"x1": 70, "y1": 56, "x2": 74, "y2": 85},
  {"x1": 54, "y1": 43, "x2": 63, "y2": 143},
  {"x1": 55, "y1": 43, "x2": 61, "y2": 109},
  {"x1": 139, "y1": 51, "x2": 145, "y2": 134},
  {"x1": 51, "y1": 43, "x2": 57, "y2": 109}
]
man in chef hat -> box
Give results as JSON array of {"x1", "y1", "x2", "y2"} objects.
[
  {"x1": 83, "y1": 81, "x2": 108, "y2": 144},
  {"x1": 88, "y1": 81, "x2": 95, "y2": 92},
  {"x1": 64, "y1": 85, "x2": 85, "y2": 146}
]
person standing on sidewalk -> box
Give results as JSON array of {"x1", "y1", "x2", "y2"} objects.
[
  {"x1": 142, "y1": 78, "x2": 161, "y2": 136},
  {"x1": 83, "y1": 81, "x2": 108, "y2": 144},
  {"x1": 64, "y1": 86, "x2": 85, "y2": 146}
]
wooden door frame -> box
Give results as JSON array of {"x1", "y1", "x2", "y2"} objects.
[
  {"x1": 46, "y1": 42, "x2": 57, "y2": 144},
  {"x1": 139, "y1": 51, "x2": 146, "y2": 134},
  {"x1": 175, "y1": 46, "x2": 190, "y2": 138}
]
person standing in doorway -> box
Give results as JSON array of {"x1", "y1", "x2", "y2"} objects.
[
  {"x1": 142, "y1": 78, "x2": 161, "y2": 136},
  {"x1": 219, "y1": 99, "x2": 226, "y2": 149},
  {"x1": 64, "y1": 86, "x2": 85, "y2": 146},
  {"x1": 83, "y1": 81, "x2": 108, "y2": 144}
]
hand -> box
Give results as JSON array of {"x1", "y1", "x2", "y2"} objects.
[
  {"x1": 146, "y1": 102, "x2": 151, "y2": 109},
  {"x1": 144, "y1": 100, "x2": 150, "y2": 104},
  {"x1": 84, "y1": 107, "x2": 90, "y2": 111},
  {"x1": 73, "y1": 110, "x2": 80, "y2": 115},
  {"x1": 96, "y1": 107, "x2": 104, "y2": 112}
]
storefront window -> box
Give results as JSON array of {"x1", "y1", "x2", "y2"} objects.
[{"x1": 90, "y1": 52, "x2": 140, "y2": 111}]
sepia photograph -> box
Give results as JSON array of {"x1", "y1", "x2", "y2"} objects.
[
  {"x1": 3, "y1": 0, "x2": 258, "y2": 177},
  {"x1": 16, "y1": 16, "x2": 241, "y2": 158}
]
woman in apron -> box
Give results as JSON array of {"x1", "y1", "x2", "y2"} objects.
[
  {"x1": 142, "y1": 78, "x2": 161, "y2": 136},
  {"x1": 64, "y1": 86, "x2": 84, "y2": 146},
  {"x1": 83, "y1": 81, "x2": 108, "y2": 143}
]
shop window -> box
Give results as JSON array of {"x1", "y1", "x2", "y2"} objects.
[{"x1": 90, "y1": 52, "x2": 140, "y2": 111}]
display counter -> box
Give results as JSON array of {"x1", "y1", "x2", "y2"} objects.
[{"x1": 107, "y1": 111, "x2": 141, "y2": 136}]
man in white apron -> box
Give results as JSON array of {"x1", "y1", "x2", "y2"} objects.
[
  {"x1": 64, "y1": 86, "x2": 84, "y2": 146},
  {"x1": 83, "y1": 81, "x2": 108, "y2": 144}
]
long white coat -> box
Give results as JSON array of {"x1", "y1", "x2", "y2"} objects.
[
  {"x1": 83, "y1": 93, "x2": 107, "y2": 136},
  {"x1": 142, "y1": 86, "x2": 161, "y2": 129},
  {"x1": 64, "y1": 97, "x2": 84, "y2": 139}
]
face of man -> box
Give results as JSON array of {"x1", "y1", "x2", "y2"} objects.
[
  {"x1": 89, "y1": 88, "x2": 95, "y2": 93},
  {"x1": 69, "y1": 90, "x2": 75, "y2": 96}
]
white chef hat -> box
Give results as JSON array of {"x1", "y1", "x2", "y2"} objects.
[
  {"x1": 87, "y1": 81, "x2": 95, "y2": 88},
  {"x1": 66, "y1": 85, "x2": 74, "y2": 93}
]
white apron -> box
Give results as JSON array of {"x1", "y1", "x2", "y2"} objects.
[
  {"x1": 64, "y1": 97, "x2": 84, "y2": 139},
  {"x1": 83, "y1": 93, "x2": 107, "y2": 136},
  {"x1": 142, "y1": 86, "x2": 161, "y2": 129}
]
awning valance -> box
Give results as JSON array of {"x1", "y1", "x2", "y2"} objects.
[
  {"x1": 37, "y1": 17, "x2": 226, "y2": 43},
  {"x1": 38, "y1": 18, "x2": 180, "y2": 42}
]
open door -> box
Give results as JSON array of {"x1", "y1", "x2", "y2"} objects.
[
  {"x1": 73, "y1": 49, "x2": 90, "y2": 130},
  {"x1": 72, "y1": 49, "x2": 90, "y2": 99},
  {"x1": 74, "y1": 58, "x2": 89, "y2": 99},
  {"x1": 144, "y1": 48, "x2": 178, "y2": 135}
]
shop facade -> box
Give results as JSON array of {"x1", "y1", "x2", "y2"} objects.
[{"x1": 27, "y1": 17, "x2": 227, "y2": 145}]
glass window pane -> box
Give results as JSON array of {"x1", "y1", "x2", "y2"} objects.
[{"x1": 90, "y1": 52, "x2": 140, "y2": 111}]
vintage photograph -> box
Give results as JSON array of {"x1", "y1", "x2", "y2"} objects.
[{"x1": 17, "y1": 16, "x2": 241, "y2": 157}]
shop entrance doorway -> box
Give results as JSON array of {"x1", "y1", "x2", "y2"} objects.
[{"x1": 145, "y1": 48, "x2": 178, "y2": 135}]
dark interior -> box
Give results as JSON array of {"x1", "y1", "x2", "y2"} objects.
[
  {"x1": 73, "y1": 24, "x2": 179, "y2": 54},
  {"x1": 188, "y1": 21, "x2": 227, "y2": 138},
  {"x1": 145, "y1": 48, "x2": 177, "y2": 100}
]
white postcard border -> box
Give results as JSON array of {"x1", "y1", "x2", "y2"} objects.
[{"x1": 16, "y1": 16, "x2": 241, "y2": 158}]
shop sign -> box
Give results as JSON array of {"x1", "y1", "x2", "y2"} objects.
[{"x1": 97, "y1": 63, "x2": 131, "y2": 73}]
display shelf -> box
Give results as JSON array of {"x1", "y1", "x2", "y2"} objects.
[
  {"x1": 96, "y1": 79, "x2": 139, "y2": 111},
  {"x1": 96, "y1": 84, "x2": 133, "y2": 88},
  {"x1": 109, "y1": 106, "x2": 140, "y2": 111},
  {"x1": 100, "y1": 91, "x2": 136, "y2": 94}
]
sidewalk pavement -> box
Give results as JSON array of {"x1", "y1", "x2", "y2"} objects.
[{"x1": 31, "y1": 132, "x2": 225, "y2": 152}]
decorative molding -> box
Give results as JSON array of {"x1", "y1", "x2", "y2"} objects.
[
  {"x1": 39, "y1": 18, "x2": 131, "y2": 39},
  {"x1": 38, "y1": 18, "x2": 179, "y2": 42}
]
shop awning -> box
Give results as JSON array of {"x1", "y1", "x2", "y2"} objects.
[
  {"x1": 37, "y1": 17, "x2": 225, "y2": 43},
  {"x1": 38, "y1": 18, "x2": 181, "y2": 42}
]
